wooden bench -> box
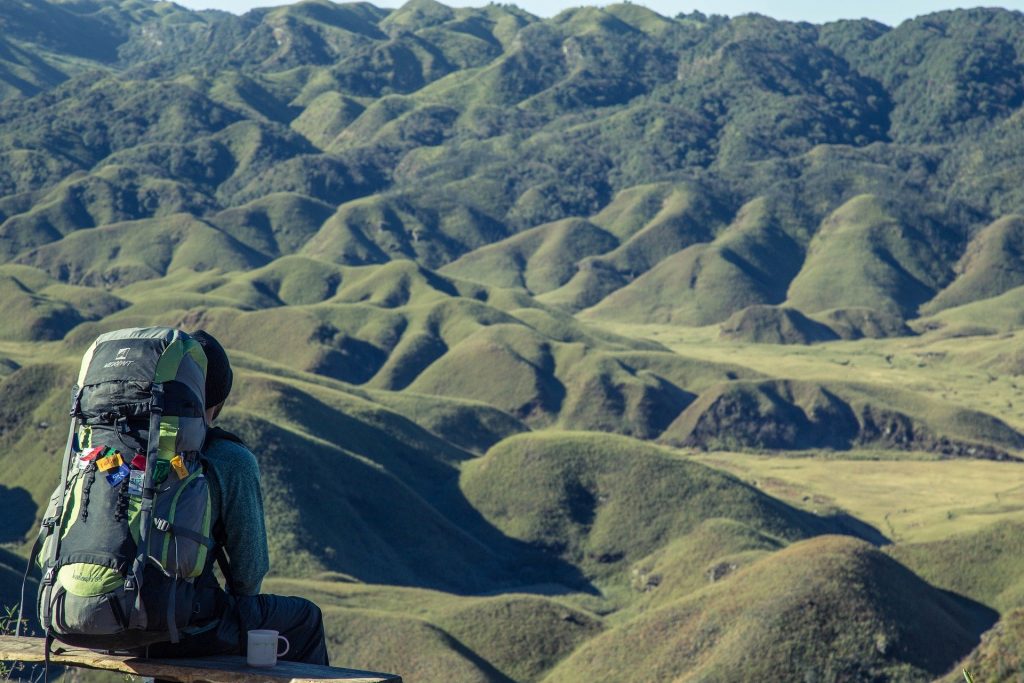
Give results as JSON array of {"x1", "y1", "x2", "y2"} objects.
[{"x1": 0, "y1": 636, "x2": 401, "y2": 682}]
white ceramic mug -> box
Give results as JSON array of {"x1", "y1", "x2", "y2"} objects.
[{"x1": 247, "y1": 629, "x2": 290, "y2": 667}]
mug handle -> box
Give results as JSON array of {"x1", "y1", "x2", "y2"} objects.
[{"x1": 277, "y1": 635, "x2": 290, "y2": 658}]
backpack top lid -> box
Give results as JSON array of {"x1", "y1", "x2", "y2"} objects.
[{"x1": 76, "y1": 327, "x2": 208, "y2": 439}]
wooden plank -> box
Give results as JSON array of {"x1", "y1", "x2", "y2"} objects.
[{"x1": 0, "y1": 636, "x2": 401, "y2": 683}]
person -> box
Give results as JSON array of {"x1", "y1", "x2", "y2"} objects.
[{"x1": 146, "y1": 330, "x2": 330, "y2": 666}]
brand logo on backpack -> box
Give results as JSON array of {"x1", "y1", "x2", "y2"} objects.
[
  {"x1": 104, "y1": 347, "x2": 135, "y2": 368},
  {"x1": 71, "y1": 570, "x2": 103, "y2": 585}
]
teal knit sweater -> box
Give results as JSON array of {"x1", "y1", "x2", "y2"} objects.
[{"x1": 202, "y1": 436, "x2": 270, "y2": 596}]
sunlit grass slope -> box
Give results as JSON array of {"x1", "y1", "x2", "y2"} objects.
[
  {"x1": 785, "y1": 195, "x2": 953, "y2": 318},
  {"x1": 546, "y1": 536, "x2": 995, "y2": 683},
  {"x1": 461, "y1": 432, "x2": 844, "y2": 584},
  {"x1": 692, "y1": 454, "x2": 1024, "y2": 546},
  {"x1": 0, "y1": 266, "x2": 126, "y2": 340},
  {"x1": 924, "y1": 216, "x2": 1024, "y2": 315},
  {"x1": 889, "y1": 522, "x2": 1024, "y2": 612}
]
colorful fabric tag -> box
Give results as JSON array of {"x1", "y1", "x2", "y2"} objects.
[
  {"x1": 153, "y1": 460, "x2": 170, "y2": 486},
  {"x1": 128, "y1": 469, "x2": 145, "y2": 496},
  {"x1": 81, "y1": 446, "x2": 106, "y2": 462},
  {"x1": 96, "y1": 452, "x2": 123, "y2": 472},
  {"x1": 170, "y1": 455, "x2": 189, "y2": 480},
  {"x1": 131, "y1": 454, "x2": 147, "y2": 470},
  {"x1": 106, "y1": 464, "x2": 130, "y2": 486}
]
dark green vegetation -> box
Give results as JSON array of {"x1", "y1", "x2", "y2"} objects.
[
  {"x1": 3, "y1": 1, "x2": 1024, "y2": 330},
  {"x1": 3, "y1": 1, "x2": 1024, "y2": 680}
]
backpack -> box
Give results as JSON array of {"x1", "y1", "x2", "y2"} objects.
[{"x1": 19, "y1": 327, "x2": 214, "y2": 655}]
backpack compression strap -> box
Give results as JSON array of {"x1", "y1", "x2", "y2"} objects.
[
  {"x1": 15, "y1": 514, "x2": 56, "y2": 637},
  {"x1": 29, "y1": 388, "x2": 82, "y2": 642},
  {"x1": 126, "y1": 383, "x2": 164, "y2": 631}
]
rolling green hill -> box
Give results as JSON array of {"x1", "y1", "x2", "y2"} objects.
[
  {"x1": 924, "y1": 215, "x2": 1024, "y2": 315},
  {"x1": 4, "y1": 2, "x2": 1024, "y2": 681},
  {"x1": 785, "y1": 195, "x2": 954, "y2": 318},
  {"x1": 460, "y1": 432, "x2": 842, "y2": 583},
  {"x1": 546, "y1": 536, "x2": 996, "y2": 682}
]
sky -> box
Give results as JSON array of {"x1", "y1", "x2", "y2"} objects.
[{"x1": 171, "y1": 0, "x2": 1024, "y2": 26}]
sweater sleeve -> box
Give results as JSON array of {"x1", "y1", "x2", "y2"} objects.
[{"x1": 204, "y1": 440, "x2": 270, "y2": 596}]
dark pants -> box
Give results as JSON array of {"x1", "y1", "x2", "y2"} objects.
[{"x1": 147, "y1": 593, "x2": 329, "y2": 666}]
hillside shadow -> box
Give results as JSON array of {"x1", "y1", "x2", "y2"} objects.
[
  {"x1": 922, "y1": 588, "x2": 999, "y2": 676},
  {"x1": 824, "y1": 512, "x2": 890, "y2": 546},
  {"x1": 942, "y1": 588, "x2": 1000, "y2": 644},
  {"x1": 0, "y1": 486, "x2": 35, "y2": 543},
  {"x1": 225, "y1": 387, "x2": 597, "y2": 597}
]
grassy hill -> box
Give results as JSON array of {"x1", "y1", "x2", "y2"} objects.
[
  {"x1": 785, "y1": 195, "x2": 953, "y2": 319},
  {"x1": 263, "y1": 578, "x2": 603, "y2": 683},
  {"x1": 923, "y1": 215, "x2": 1024, "y2": 315},
  {"x1": 460, "y1": 432, "x2": 842, "y2": 584},
  {"x1": 41, "y1": 257, "x2": 772, "y2": 439},
  {"x1": 889, "y1": 522, "x2": 1024, "y2": 613},
  {"x1": 581, "y1": 197, "x2": 802, "y2": 326},
  {"x1": 546, "y1": 536, "x2": 996, "y2": 682},
  {"x1": 719, "y1": 305, "x2": 839, "y2": 344},
  {"x1": 3, "y1": 313, "x2": 1023, "y2": 683}
]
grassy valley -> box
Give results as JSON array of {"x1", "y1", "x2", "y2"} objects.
[{"x1": 3, "y1": 1, "x2": 1024, "y2": 681}]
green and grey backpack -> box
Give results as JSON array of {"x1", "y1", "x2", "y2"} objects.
[{"x1": 19, "y1": 327, "x2": 214, "y2": 655}]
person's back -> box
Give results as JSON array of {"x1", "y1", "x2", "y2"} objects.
[
  {"x1": 202, "y1": 429, "x2": 269, "y2": 597},
  {"x1": 146, "y1": 330, "x2": 329, "y2": 666}
]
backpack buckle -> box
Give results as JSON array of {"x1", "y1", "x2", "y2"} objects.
[
  {"x1": 41, "y1": 516, "x2": 58, "y2": 530},
  {"x1": 42, "y1": 567, "x2": 56, "y2": 587},
  {"x1": 154, "y1": 518, "x2": 171, "y2": 533},
  {"x1": 150, "y1": 383, "x2": 164, "y2": 413},
  {"x1": 124, "y1": 577, "x2": 136, "y2": 592}
]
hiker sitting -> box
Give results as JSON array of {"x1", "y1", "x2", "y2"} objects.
[
  {"x1": 26, "y1": 326, "x2": 328, "y2": 669},
  {"x1": 145, "y1": 330, "x2": 329, "y2": 665}
]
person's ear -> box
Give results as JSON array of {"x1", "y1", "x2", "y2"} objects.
[{"x1": 206, "y1": 402, "x2": 224, "y2": 424}]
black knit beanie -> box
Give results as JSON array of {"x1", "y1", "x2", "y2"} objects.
[{"x1": 193, "y1": 330, "x2": 233, "y2": 408}]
